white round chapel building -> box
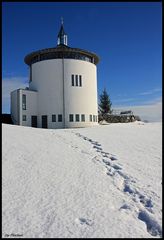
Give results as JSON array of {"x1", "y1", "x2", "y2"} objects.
[{"x1": 11, "y1": 21, "x2": 99, "y2": 129}]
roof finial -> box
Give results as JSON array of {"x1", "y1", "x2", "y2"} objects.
[
  {"x1": 61, "y1": 17, "x2": 64, "y2": 25},
  {"x1": 57, "y1": 17, "x2": 68, "y2": 46}
]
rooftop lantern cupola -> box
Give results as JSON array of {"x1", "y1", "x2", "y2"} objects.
[{"x1": 57, "y1": 17, "x2": 68, "y2": 46}]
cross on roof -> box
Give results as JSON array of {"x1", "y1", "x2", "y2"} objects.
[{"x1": 61, "y1": 17, "x2": 64, "y2": 25}]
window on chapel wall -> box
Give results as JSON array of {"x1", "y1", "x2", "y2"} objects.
[
  {"x1": 75, "y1": 75, "x2": 78, "y2": 86},
  {"x1": 81, "y1": 114, "x2": 85, "y2": 122},
  {"x1": 23, "y1": 115, "x2": 26, "y2": 121},
  {"x1": 52, "y1": 115, "x2": 56, "y2": 122},
  {"x1": 58, "y1": 114, "x2": 62, "y2": 122},
  {"x1": 22, "y1": 94, "x2": 26, "y2": 110},
  {"x1": 29, "y1": 66, "x2": 32, "y2": 82},
  {"x1": 79, "y1": 75, "x2": 82, "y2": 87},
  {"x1": 71, "y1": 74, "x2": 82, "y2": 87},
  {"x1": 69, "y1": 114, "x2": 74, "y2": 122},
  {"x1": 72, "y1": 75, "x2": 74, "y2": 86},
  {"x1": 75, "y1": 114, "x2": 80, "y2": 122}
]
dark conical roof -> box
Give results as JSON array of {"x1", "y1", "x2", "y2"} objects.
[
  {"x1": 24, "y1": 18, "x2": 99, "y2": 65},
  {"x1": 58, "y1": 24, "x2": 67, "y2": 37}
]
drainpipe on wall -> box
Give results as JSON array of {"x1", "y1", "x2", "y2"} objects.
[
  {"x1": 17, "y1": 89, "x2": 20, "y2": 125},
  {"x1": 62, "y1": 57, "x2": 65, "y2": 128}
]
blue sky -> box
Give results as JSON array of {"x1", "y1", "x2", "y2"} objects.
[{"x1": 2, "y1": 2, "x2": 162, "y2": 118}]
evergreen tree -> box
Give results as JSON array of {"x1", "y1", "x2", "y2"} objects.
[{"x1": 99, "y1": 88, "x2": 112, "y2": 116}]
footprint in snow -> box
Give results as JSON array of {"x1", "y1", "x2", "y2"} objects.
[
  {"x1": 106, "y1": 167, "x2": 116, "y2": 176},
  {"x1": 124, "y1": 182, "x2": 136, "y2": 195},
  {"x1": 75, "y1": 218, "x2": 93, "y2": 226},
  {"x1": 83, "y1": 137, "x2": 89, "y2": 141},
  {"x1": 110, "y1": 156, "x2": 118, "y2": 161},
  {"x1": 93, "y1": 145, "x2": 102, "y2": 151},
  {"x1": 138, "y1": 195, "x2": 153, "y2": 212},
  {"x1": 138, "y1": 210, "x2": 162, "y2": 237},
  {"x1": 93, "y1": 142, "x2": 101, "y2": 147},
  {"x1": 103, "y1": 158, "x2": 111, "y2": 166},
  {"x1": 101, "y1": 151, "x2": 110, "y2": 157},
  {"x1": 102, "y1": 154, "x2": 110, "y2": 158},
  {"x1": 119, "y1": 203, "x2": 132, "y2": 211},
  {"x1": 111, "y1": 164, "x2": 122, "y2": 170}
]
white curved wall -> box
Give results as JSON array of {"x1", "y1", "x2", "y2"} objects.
[
  {"x1": 64, "y1": 59, "x2": 98, "y2": 128},
  {"x1": 30, "y1": 59, "x2": 64, "y2": 128},
  {"x1": 29, "y1": 59, "x2": 98, "y2": 128}
]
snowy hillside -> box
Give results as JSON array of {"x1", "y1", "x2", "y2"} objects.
[{"x1": 2, "y1": 122, "x2": 162, "y2": 238}]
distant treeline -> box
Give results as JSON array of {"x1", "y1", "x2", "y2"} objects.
[{"x1": 1, "y1": 114, "x2": 13, "y2": 124}]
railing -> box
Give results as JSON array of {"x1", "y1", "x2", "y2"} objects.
[{"x1": 107, "y1": 109, "x2": 134, "y2": 116}]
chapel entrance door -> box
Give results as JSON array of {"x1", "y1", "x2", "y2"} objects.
[
  {"x1": 42, "y1": 115, "x2": 48, "y2": 128},
  {"x1": 31, "y1": 116, "x2": 37, "y2": 128}
]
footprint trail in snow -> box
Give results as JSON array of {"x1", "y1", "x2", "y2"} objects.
[{"x1": 75, "y1": 132, "x2": 162, "y2": 238}]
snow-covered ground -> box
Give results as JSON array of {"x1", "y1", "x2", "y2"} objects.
[{"x1": 2, "y1": 122, "x2": 162, "y2": 238}]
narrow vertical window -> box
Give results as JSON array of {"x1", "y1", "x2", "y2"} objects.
[
  {"x1": 76, "y1": 75, "x2": 78, "y2": 86},
  {"x1": 93, "y1": 115, "x2": 95, "y2": 122},
  {"x1": 72, "y1": 75, "x2": 74, "y2": 86},
  {"x1": 22, "y1": 94, "x2": 26, "y2": 110},
  {"x1": 52, "y1": 115, "x2": 56, "y2": 122},
  {"x1": 90, "y1": 115, "x2": 92, "y2": 122},
  {"x1": 23, "y1": 115, "x2": 26, "y2": 121},
  {"x1": 58, "y1": 114, "x2": 62, "y2": 122},
  {"x1": 30, "y1": 66, "x2": 32, "y2": 82},
  {"x1": 75, "y1": 114, "x2": 79, "y2": 122},
  {"x1": 69, "y1": 114, "x2": 74, "y2": 122},
  {"x1": 79, "y1": 75, "x2": 82, "y2": 87},
  {"x1": 81, "y1": 114, "x2": 85, "y2": 122}
]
